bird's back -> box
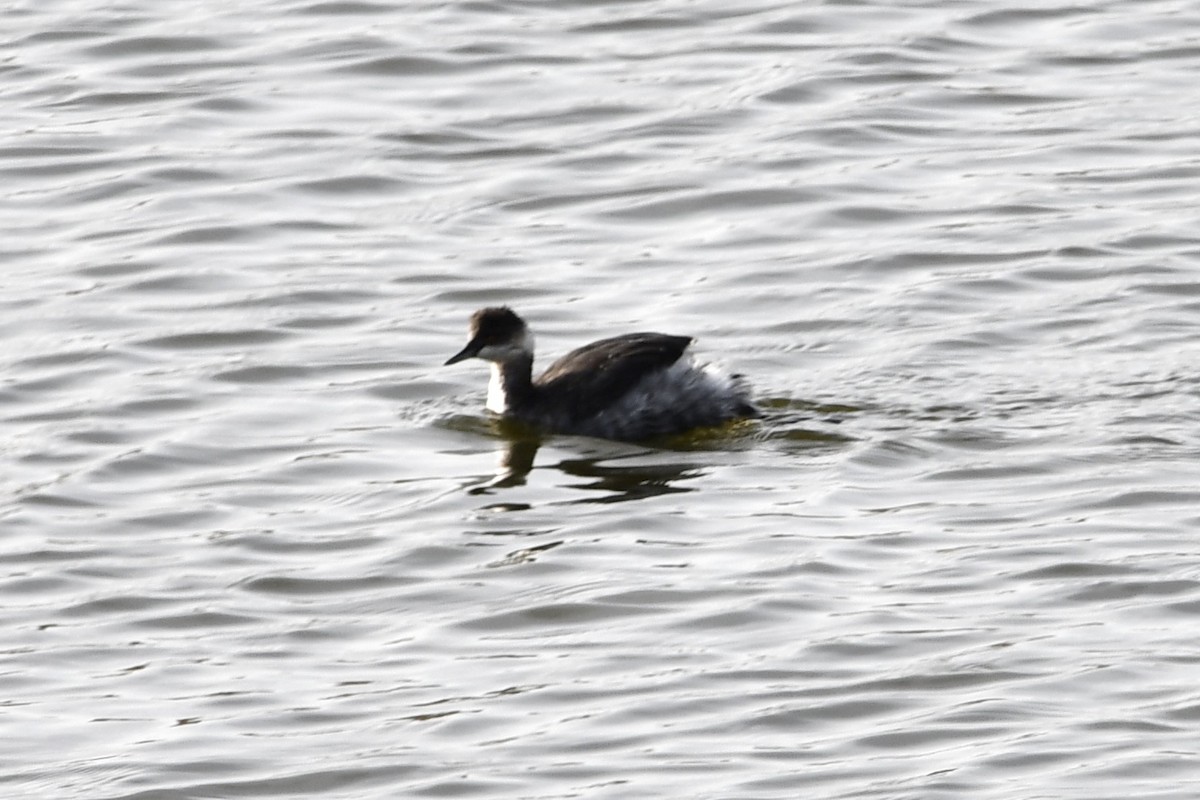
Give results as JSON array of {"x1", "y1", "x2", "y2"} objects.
[
  {"x1": 524, "y1": 332, "x2": 755, "y2": 439},
  {"x1": 533, "y1": 333, "x2": 693, "y2": 424}
]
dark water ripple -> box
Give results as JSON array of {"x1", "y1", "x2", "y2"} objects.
[{"x1": 5, "y1": 0, "x2": 1200, "y2": 798}]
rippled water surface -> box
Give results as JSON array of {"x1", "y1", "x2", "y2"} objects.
[{"x1": 5, "y1": 1, "x2": 1200, "y2": 797}]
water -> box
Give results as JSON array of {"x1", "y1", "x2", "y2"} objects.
[{"x1": 4, "y1": 0, "x2": 1200, "y2": 797}]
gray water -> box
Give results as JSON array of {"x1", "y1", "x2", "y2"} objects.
[{"x1": 4, "y1": 1, "x2": 1200, "y2": 798}]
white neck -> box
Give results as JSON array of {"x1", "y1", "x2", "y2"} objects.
[{"x1": 486, "y1": 362, "x2": 508, "y2": 413}]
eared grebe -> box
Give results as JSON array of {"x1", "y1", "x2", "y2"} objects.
[{"x1": 444, "y1": 307, "x2": 758, "y2": 441}]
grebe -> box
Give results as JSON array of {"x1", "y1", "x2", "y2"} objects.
[{"x1": 444, "y1": 307, "x2": 758, "y2": 441}]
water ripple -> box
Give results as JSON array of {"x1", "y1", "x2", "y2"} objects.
[{"x1": 6, "y1": 0, "x2": 1200, "y2": 798}]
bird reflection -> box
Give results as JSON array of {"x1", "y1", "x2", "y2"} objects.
[
  {"x1": 467, "y1": 434, "x2": 539, "y2": 492},
  {"x1": 452, "y1": 394, "x2": 855, "y2": 501},
  {"x1": 553, "y1": 456, "x2": 700, "y2": 503},
  {"x1": 467, "y1": 420, "x2": 702, "y2": 503}
]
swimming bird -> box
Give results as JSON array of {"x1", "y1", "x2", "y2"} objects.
[{"x1": 444, "y1": 306, "x2": 757, "y2": 441}]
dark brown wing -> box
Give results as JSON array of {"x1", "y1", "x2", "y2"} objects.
[{"x1": 534, "y1": 333, "x2": 693, "y2": 422}]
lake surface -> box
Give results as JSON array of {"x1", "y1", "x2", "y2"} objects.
[{"x1": 4, "y1": 1, "x2": 1200, "y2": 797}]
